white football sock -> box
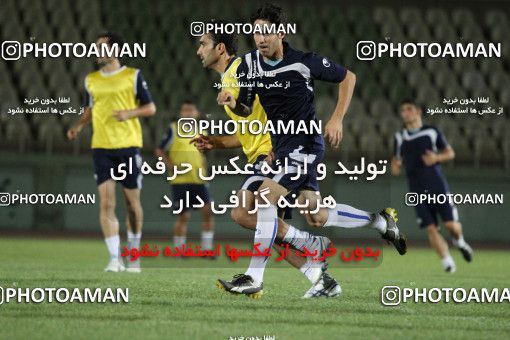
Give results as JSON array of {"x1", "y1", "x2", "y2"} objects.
[
  {"x1": 441, "y1": 254, "x2": 456, "y2": 270},
  {"x1": 454, "y1": 235, "x2": 467, "y2": 248},
  {"x1": 201, "y1": 230, "x2": 214, "y2": 250},
  {"x1": 245, "y1": 205, "x2": 278, "y2": 285},
  {"x1": 173, "y1": 235, "x2": 186, "y2": 248},
  {"x1": 325, "y1": 204, "x2": 386, "y2": 233},
  {"x1": 283, "y1": 225, "x2": 318, "y2": 253},
  {"x1": 127, "y1": 230, "x2": 142, "y2": 250},
  {"x1": 105, "y1": 235, "x2": 120, "y2": 260},
  {"x1": 300, "y1": 261, "x2": 323, "y2": 283}
]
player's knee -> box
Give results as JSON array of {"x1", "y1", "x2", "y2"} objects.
[
  {"x1": 100, "y1": 199, "x2": 115, "y2": 213},
  {"x1": 426, "y1": 225, "x2": 438, "y2": 235},
  {"x1": 306, "y1": 214, "x2": 325, "y2": 228},
  {"x1": 444, "y1": 221, "x2": 459, "y2": 229},
  {"x1": 230, "y1": 207, "x2": 242, "y2": 224},
  {"x1": 202, "y1": 203, "x2": 212, "y2": 216},
  {"x1": 177, "y1": 212, "x2": 190, "y2": 223},
  {"x1": 126, "y1": 201, "x2": 142, "y2": 215},
  {"x1": 308, "y1": 219, "x2": 324, "y2": 228},
  {"x1": 231, "y1": 207, "x2": 252, "y2": 229}
]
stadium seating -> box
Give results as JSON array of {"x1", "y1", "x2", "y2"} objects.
[{"x1": 0, "y1": 0, "x2": 508, "y2": 169}]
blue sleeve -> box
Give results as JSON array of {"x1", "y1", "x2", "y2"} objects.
[
  {"x1": 305, "y1": 53, "x2": 347, "y2": 83},
  {"x1": 435, "y1": 128, "x2": 448, "y2": 150},
  {"x1": 83, "y1": 89, "x2": 92, "y2": 107},
  {"x1": 236, "y1": 57, "x2": 256, "y2": 108},
  {"x1": 158, "y1": 124, "x2": 174, "y2": 150},
  {"x1": 83, "y1": 77, "x2": 92, "y2": 107},
  {"x1": 135, "y1": 71, "x2": 153, "y2": 105},
  {"x1": 394, "y1": 132, "x2": 403, "y2": 158}
]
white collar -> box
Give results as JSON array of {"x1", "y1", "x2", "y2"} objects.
[{"x1": 100, "y1": 65, "x2": 126, "y2": 77}]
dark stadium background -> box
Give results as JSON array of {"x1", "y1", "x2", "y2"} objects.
[{"x1": 0, "y1": 0, "x2": 508, "y2": 245}]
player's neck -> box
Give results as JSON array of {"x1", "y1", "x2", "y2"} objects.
[
  {"x1": 405, "y1": 120, "x2": 422, "y2": 130},
  {"x1": 214, "y1": 55, "x2": 233, "y2": 74},
  {"x1": 263, "y1": 43, "x2": 284, "y2": 62},
  {"x1": 101, "y1": 60, "x2": 121, "y2": 74}
]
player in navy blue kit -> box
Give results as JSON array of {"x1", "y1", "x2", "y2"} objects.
[
  {"x1": 216, "y1": 3, "x2": 406, "y2": 297},
  {"x1": 391, "y1": 99, "x2": 473, "y2": 273}
]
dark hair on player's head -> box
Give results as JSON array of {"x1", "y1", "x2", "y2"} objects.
[
  {"x1": 181, "y1": 98, "x2": 197, "y2": 107},
  {"x1": 250, "y1": 3, "x2": 287, "y2": 26},
  {"x1": 97, "y1": 31, "x2": 124, "y2": 47},
  {"x1": 400, "y1": 98, "x2": 418, "y2": 107},
  {"x1": 206, "y1": 19, "x2": 238, "y2": 55},
  {"x1": 400, "y1": 98, "x2": 423, "y2": 113}
]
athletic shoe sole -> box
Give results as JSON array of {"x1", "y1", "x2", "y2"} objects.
[
  {"x1": 215, "y1": 279, "x2": 263, "y2": 299},
  {"x1": 459, "y1": 247, "x2": 473, "y2": 262},
  {"x1": 382, "y1": 208, "x2": 408, "y2": 255}
]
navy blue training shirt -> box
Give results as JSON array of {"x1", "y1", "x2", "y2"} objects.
[
  {"x1": 236, "y1": 42, "x2": 347, "y2": 155},
  {"x1": 394, "y1": 125, "x2": 451, "y2": 193}
]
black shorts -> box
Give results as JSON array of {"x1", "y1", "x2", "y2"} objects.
[
  {"x1": 415, "y1": 202, "x2": 458, "y2": 228},
  {"x1": 240, "y1": 155, "x2": 269, "y2": 192},
  {"x1": 239, "y1": 155, "x2": 294, "y2": 220},
  {"x1": 92, "y1": 147, "x2": 142, "y2": 189},
  {"x1": 172, "y1": 183, "x2": 211, "y2": 213}
]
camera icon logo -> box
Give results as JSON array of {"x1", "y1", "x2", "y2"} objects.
[
  {"x1": 356, "y1": 41, "x2": 376, "y2": 61},
  {"x1": 190, "y1": 22, "x2": 205, "y2": 36},
  {"x1": 177, "y1": 118, "x2": 197, "y2": 138},
  {"x1": 381, "y1": 286, "x2": 401, "y2": 306},
  {"x1": 1, "y1": 41, "x2": 21, "y2": 60},
  {"x1": 0, "y1": 193, "x2": 11, "y2": 206},
  {"x1": 405, "y1": 192, "x2": 419, "y2": 207}
]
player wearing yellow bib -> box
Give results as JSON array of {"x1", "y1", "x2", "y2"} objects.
[
  {"x1": 67, "y1": 32, "x2": 156, "y2": 273},
  {"x1": 154, "y1": 100, "x2": 214, "y2": 255},
  {"x1": 194, "y1": 22, "x2": 338, "y2": 297}
]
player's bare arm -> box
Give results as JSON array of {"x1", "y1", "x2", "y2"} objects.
[
  {"x1": 391, "y1": 157, "x2": 402, "y2": 176},
  {"x1": 217, "y1": 90, "x2": 251, "y2": 117},
  {"x1": 324, "y1": 70, "x2": 356, "y2": 149},
  {"x1": 154, "y1": 147, "x2": 175, "y2": 174},
  {"x1": 190, "y1": 134, "x2": 242, "y2": 152},
  {"x1": 422, "y1": 145, "x2": 455, "y2": 166},
  {"x1": 67, "y1": 106, "x2": 92, "y2": 140},
  {"x1": 113, "y1": 102, "x2": 157, "y2": 122}
]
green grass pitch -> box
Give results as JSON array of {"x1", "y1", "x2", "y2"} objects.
[{"x1": 0, "y1": 238, "x2": 509, "y2": 339}]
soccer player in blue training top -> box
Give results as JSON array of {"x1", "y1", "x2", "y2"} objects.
[
  {"x1": 216, "y1": 4, "x2": 407, "y2": 297},
  {"x1": 195, "y1": 21, "x2": 340, "y2": 298},
  {"x1": 67, "y1": 32, "x2": 156, "y2": 273},
  {"x1": 391, "y1": 99, "x2": 473, "y2": 273}
]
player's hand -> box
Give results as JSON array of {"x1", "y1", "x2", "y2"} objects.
[
  {"x1": 113, "y1": 110, "x2": 132, "y2": 122},
  {"x1": 324, "y1": 119, "x2": 343, "y2": 149},
  {"x1": 217, "y1": 91, "x2": 236, "y2": 110},
  {"x1": 66, "y1": 124, "x2": 82, "y2": 140},
  {"x1": 190, "y1": 135, "x2": 214, "y2": 152},
  {"x1": 422, "y1": 150, "x2": 438, "y2": 166},
  {"x1": 264, "y1": 150, "x2": 275, "y2": 165}
]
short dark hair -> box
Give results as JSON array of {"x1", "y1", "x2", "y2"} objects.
[
  {"x1": 96, "y1": 31, "x2": 124, "y2": 47},
  {"x1": 400, "y1": 98, "x2": 418, "y2": 107},
  {"x1": 250, "y1": 3, "x2": 287, "y2": 26},
  {"x1": 207, "y1": 19, "x2": 238, "y2": 55},
  {"x1": 181, "y1": 98, "x2": 196, "y2": 107},
  {"x1": 400, "y1": 98, "x2": 423, "y2": 112}
]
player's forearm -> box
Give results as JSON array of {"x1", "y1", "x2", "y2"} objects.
[
  {"x1": 391, "y1": 157, "x2": 402, "y2": 176},
  {"x1": 330, "y1": 70, "x2": 356, "y2": 122},
  {"x1": 229, "y1": 101, "x2": 252, "y2": 118},
  {"x1": 127, "y1": 103, "x2": 157, "y2": 118},
  {"x1": 155, "y1": 148, "x2": 173, "y2": 168},
  {"x1": 76, "y1": 107, "x2": 92, "y2": 127},
  {"x1": 437, "y1": 147, "x2": 455, "y2": 163},
  {"x1": 213, "y1": 135, "x2": 242, "y2": 149}
]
